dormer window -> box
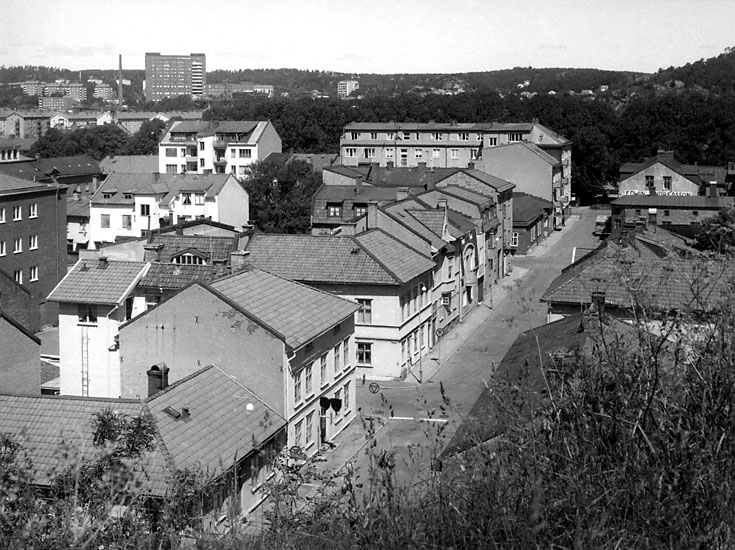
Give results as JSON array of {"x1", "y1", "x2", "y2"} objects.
[
  {"x1": 102, "y1": 193, "x2": 113, "y2": 199},
  {"x1": 327, "y1": 203, "x2": 342, "y2": 217},
  {"x1": 123, "y1": 193, "x2": 133, "y2": 200},
  {"x1": 181, "y1": 193, "x2": 192, "y2": 205},
  {"x1": 173, "y1": 253, "x2": 204, "y2": 265}
]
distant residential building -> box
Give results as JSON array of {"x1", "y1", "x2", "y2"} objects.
[
  {"x1": 511, "y1": 192, "x2": 552, "y2": 254},
  {"x1": 93, "y1": 83, "x2": 115, "y2": 100},
  {"x1": 116, "y1": 110, "x2": 203, "y2": 134},
  {"x1": 2, "y1": 110, "x2": 56, "y2": 139},
  {"x1": 158, "y1": 120, "x2": 282, "y2": 177},
  {"x1": 618, "y1": 150, "x2": 734, "y2": 198},
  {"x1": 339, "y1": 120, "x2": 572, "y2": 178},
  {"x1": 64, "y1": 83, "x2": 87, "y2": 102},
  {"x1": 477, "y1": 141, "x2": 570, "y2": 228},
  {"x1": 145, "y1": 52, "x2": 206, "y2": 101},
  {"x1": 0, "y1": 136, "x2": 32, "y2": 162},
  {"x1": 88, "y1": 172, "x2": 249, "y2": 244},
  {"x1": 38, "y1": 96, "x2": 76, "y2": 110},
  {"x1": 50, "y1": 111, "x2": 112, "y2": 130},
  {"x1": 611, "y1": 194, "x2": 735, "y2": 234},
  {"x1": 253, "y1": 84, "x2": 274, "y2": 97},
  {"x1": 337, "y1": 80, "x2": 359, "y2": 98}
]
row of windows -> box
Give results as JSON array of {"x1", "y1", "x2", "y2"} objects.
[
  {"x1": 165, "y1": 147, "x2": 253, "y2": 158},
  {"x1": 294, "y1": 338, "x2": 352, "y2": 405},
  {"x1": 633, "y1": 209, "x2": 694, "y2": 217},
  {"x1": 644, "y1": 175, "x2": 673, "y2": 190},
  {"x1": 293, "y1": 381, "x2": 352, "y2": 449},
  {"x1": 344, "y1": 147, "x2": 482, "y2": 161},
  {"x1": 100, "y1": 214, "x2": 132, "y2": 230},
  {"x1": 0, "y1": 235, "x2": 39, "y2": 256},
  {"x1": 399, "y1": 284, "x2": 429, "y2": 322},
  {"x1": 348, "y1": 131, "x2": 500, "y2": 142},
  {"x1": 11, "y1": 266, "x2": 39, "y2": 285},
  {"x1": 400, "y1": 323, "x2": 431, "y2": 364},
  {"x1": 0, "y1": 203, "x2": 38, "y2": 223}
]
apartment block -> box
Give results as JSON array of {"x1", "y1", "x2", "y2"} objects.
[
  {"x1": 337, "y1": 80, "x2": 359, "y2": 98},
  {"x1": 145, "y1": 52, "x2": 206, "y2": 102}
]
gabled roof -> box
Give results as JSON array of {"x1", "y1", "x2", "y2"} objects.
[
  {"x1": 487, "y1": 141, "x2": 561, "y2": 166},
  {"x1": 513, "y1": 192, "x2": 553, "y2": 226},
  {"x1": 144, "y1": 365, "x2": 285, "y2": 472},
  {"x1": 149, "y1": 233, "x2": 238, "y2": 263},
  {"x1": 312, "y1": 184, "x2": 400, "y2": 225},
  {"x1": 0, "y1": 173, "x2": 52, "y2": 195},
  {"x1": 619, "y1": 152, "x2": 730, "y2": 186},
  {"x1": 425, "y1": 185, "x2": 495, "y2": 208},
  {"x1": 0, "y1": 365, "x2": 283, "y2": 496},
  {"x1": 0, "y1": 155, "x2": 101, "y2": 182},
  {"x1": 245, "y1": 231, "x2": 435, "y2": 286},
  {"x1": 382, "y1": 199, "x2": 447, "y2": 249},
  {"x1": 66, "y1": 196, "x2": 90, "y2": 218},
  {"x1": 541, "y1": 242, "x2": 735, "y2": 313},
  {"x1": 100, "y1": 155, "x2": 159, "y2": 174},
  {"x1": 91, "y1": 173, "x2": 234, "y2": 206},
  {"x1": 210, "y1": 268, "x2": 360, "y2": 350},
  {"x1": 461, "y1": 169, "x2": 516, "y2": 193},
  {"x1": 137, "y1": 263, "x2": 229, "y2": 290},
  {"x1": 48, "y1": 260, "x2": 149, "y2": 305}
]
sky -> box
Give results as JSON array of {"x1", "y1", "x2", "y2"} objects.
[{"x1": 3, "y1": 0, "x2": 735, "y2": 75}]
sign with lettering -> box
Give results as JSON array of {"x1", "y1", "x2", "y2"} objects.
[{"x1": 623, "y1": 190, "x2": 692, "y2": 196}]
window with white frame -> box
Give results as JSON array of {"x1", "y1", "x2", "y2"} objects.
[
  {"x1": 140, "y1": 204, "x2": 150, "y2": 217},
  {"x1": 508, "y1": 133, "x2": 523, "y2": 142},
  {"x1": 350, "y1": 131, "x2": 359, "y2": 140},
  {"x1": 334, "y1": 342, "x2": 341, "y2": 374},
  {"x1": 30, "y1": 266, "x2": 38, "y2": 281},
  {"x1": 239, "y1": 148, "x2": 252, "y2": 158},
  {"x1": 357, "y1": 342, "x2": 372, "y2": 366},
  {"x1": 13, "y1": 237, "x2": 22, "y2": 254},
  {"x1": 432, "y1": 132, "x2": 443, "y2": 141},
  {"x1": 470, "y1": 149, "x2": 479, "y2": 160},
  {"x1": 29, "y1": 234, "x2": 37, "y2": 250},
  {"x1": 0, "y1": 207, "x2": 5, "y2": 223},
  {"x1": 305, "y1": 363, "x2": 313, "y2": 395},
  {"x1": 294, "y1": 420, "x2": 303, "y2": 448},
  {"x1": 511, "y1": 232, "x2": 519, "y2": 247},
  {"x1": 403, "y1": 132, "x2": 411, "y2": 140},
  {"x1": 487, "y1": 137, "x2": 498, "y2": 146},
  {"x1": 29, "y1": 203, "x2": 37, "y2": 218},
  {"x1": 294, "y1": 370, "x2": 302, "y2": 404},
  {"x1": 663, "y1": 176, "x2": 672, "y2": 190},
  {"x1": 458, "y1": 132, "x2": 469, "y2": 141},
  {"x1": 13, "y1": 205, "x2": 21, "y2": 221},
  {"x1": 13, "y1": 270, "x2": 22, "y2": 285},
  {"x1": 101, "y1": 214, "x2": 110, "y2": 228},
  {"x1": 327, "y1": 203, "x2": 342, "y2": 217},
  {"x1": 387, "y1": 132, "x2": 395, "y2": 140},
  {"x1": 432, "y1": 149, "x2": 441, "y2": 159},
  {"x1": 645, "y1": 175, "x2": 654, "y2": 188},
  {"x1": 230, "y1": 149, "x2": 236, "y2": 158},
  {"x1": 415, "y1": 149, "x2": 423, "y2": 159},
  {"x1": 357, "y1": 299, "x2": 372, "y2": 323},
  {"x1": 194, "y1": 193, "x2": 205, "y2": 205},
  {"x1": 450, "y1": 149, "x2": 459, "y2": 159},
  {"x1": 165, "y1": 148, "x2": 177, "y2": 157},
  {"x1": 343, "y1": 381, "x2": 350, "y2": 415},
  {"x1": 77, "y1": 304, "x2": 97, "y2": 324},
  {"x1": 343, "y1": 338, "x2": 349, "y2": 367},
  {"x1": 320, "y1": 354, "x2": 327, "y2": 387},
  {"x1": 364, "y1": 148, "x2": 375, "y2": 159},
  {"x1": 122, "y1": 215, "x2": 132, "y2": 230},
  {"x1": 370, "y1": 132, "x2": 378, "y2": 140},
  {"x1": 181, "y1": 193, "x2": 192, "y2": 205},
  {"x1": 0, "y1": 241, "x2": 5, "y2": 256},
  {"x1": 385, "y1": 148, "x2": 394, "y2": 159},
  {"x1": 306, "y1": 412, "x2": 314, "y2": 446},
  {"x1": 166, "y1": 164, "x2": 177, "y2": 174},
  {"x1": 345, "y1": 148, "x2": 357, "y2": 157}
]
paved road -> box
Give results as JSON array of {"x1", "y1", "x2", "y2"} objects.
[{"x1": 349, "y1": 208, "x2": 604, "y2": 486}]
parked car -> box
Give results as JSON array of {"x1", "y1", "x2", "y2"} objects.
[{"x1": 593, "y1": 215, "x2": 611, "y2": 236}]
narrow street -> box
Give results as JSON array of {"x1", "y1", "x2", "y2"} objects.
[{"x1": 348, "y1": 207, "x2": 605, "y2": 485}]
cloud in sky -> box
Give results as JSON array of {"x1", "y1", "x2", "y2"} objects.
[{"x1": 2, "y1": 0, "x2": 735, "y2": 74}]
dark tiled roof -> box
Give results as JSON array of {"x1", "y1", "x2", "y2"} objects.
[
  {"x1": 462, "y1": 169, "x2": 516, "y2": 193},
  {"x1": 541, "y1": 243, "x2": 735, "y2": 313},
  {"x1": 383, "y1": 199, "x2": 447, "y2": 248},
  {"x1": 145, "y1": 365, "x2": 285, "y2": 472},
  {"x1": 0, "y1": 394, "x2": 168, "y2": 495},
  {"x1": 490, "y1": 141, "x2": 560, "y2": 165},
  {"x1": 137, "y1": 263, "x2": 228, "y2": 290},
  {"x1": 441, "y1": 314, "x2": 636, "y2": 457},
  {"x1": 48, "y1": 260, "x2": 149, "y2": 305},
  {"x1": 150, "y1": 233, "x2": 238, "y2": 263},
  {"x1": 91, "y1": 173, "x2": 233, "y2": 206},
  {"x1": 619, "y1": 153, "x2": 730, "y2": 186},
  {"x1": 513, "y1": 192, "x2": 553, "y2": 226},
  {"x1": 312, "y1": 184, "x2": 399, "y2": 225},
  {"x1": 66, "y1": 197, "x2": 90, "y2": 218},
  {"x1": 211, "y1": 269, "x2": 359, "y2": 349},
  {"x1": 246, "y1": 233, "x2": 399, "y2": 285},
  {"x1": 0, "y1": 173, "x2": 49, "y2": 194},
  {"x1": 428, "y1": 185, "x2": 495, "y2": 207},
  {"x1": 0, "y1": 155, "x2": 101, "y2": 182},
  {"x1": 612, "y1": 195, "x2": 735, "y2": 209},
  {"x1": 246, "y1": 231, "x2": 435, "y2": 286},
  {"x1": 99, "y1": 155, "x2": 159, "y2": 174}
]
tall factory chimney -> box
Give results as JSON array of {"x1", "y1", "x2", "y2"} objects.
[{"x1": 116, "y1": 54, "x2": 123, "y2": 122}]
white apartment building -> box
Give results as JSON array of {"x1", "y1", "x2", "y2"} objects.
[
  {"x1": 158, "y1": 120, "x2": 282, "y2": 178},
  {"x1": 337, "y1": 80, "x2": 359, "y2": 98},
  {"x1": 88, "y1": 172, "x2": 249, "y2": 244}
]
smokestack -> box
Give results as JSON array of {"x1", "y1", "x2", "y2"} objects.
[
  {"x1": 146, "y1": 364, "x2": 169, "y2": 397},
  {"x1": 117, "y1": 54, "x2": 123, "y2": 121}
]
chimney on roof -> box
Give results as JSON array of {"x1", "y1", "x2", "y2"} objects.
[
  {"x1": 144, "y1": 243, "x2": 164, "y2": 262},
  {"x1": 708, "y1": 181, "x2": 718, "y2": 197},
  {"x1": 386, "y1": 161, "x2": 394, "y2": 170},
  {"x1": 97, "y1": 256, "x2": 108, "y2": 269},
  {"x1": 367, "y1": 202, "x2": 379, "y2": 229},
  {"x1": 468, "y1": 162, "x2": 475, "y2": 170},
  {"x1": 396, "y1": 187, "x2": 409, "y2": 201},
  {"x1": 230, "y1": 250, "x2": 251, "y2": 271},
  {"x1": 355, "y1": 175, "x2": 363, "y2": 194},
  {"x1": 437, "y1": 199, "x2": 447, "y2": 211},
  {"x1": 590, "y1": 291, "x2": 606, "y2": 320},
  {"x1": 339, "y1": 223, "x2": 356, "y2": 236},
  {"x1": 146, "y1": 364, "x2": 169, "y2": 397}
]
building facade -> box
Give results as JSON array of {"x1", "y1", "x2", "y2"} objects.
[
  {"x1": 158, "y1": 120, "x2": 282, "y2": 177},
  {"x1": 145, "y1": 52, "x2": 206, "y2": 102},
  {"x1": 337, "y1": 80, "x2": 359, "y2": 98}
]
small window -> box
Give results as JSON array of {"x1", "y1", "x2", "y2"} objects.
[
  {"x1": 165, "y1": 148, "x2": 177, "y2": 157},
  {"x1": 13, "y1": 205, "x2": 21, "y2": 221},
  {"x1": 345, "y1": 147, "x2": 357, "y2": 157},
  {"x1": 458, "y1": 132, "x2": 469, "y2": 141},
  {"x1": 327, "y1": 203, "x2": 342, "y2": 217},
  {"x1": 353, "y1": 204, "x2": 368, "y2": 217},
  {"x1": 385, "y1": 148, "x2": 394, "y2": 159},
  {"x1": 0, "y1": 207, "x2": 5, "y2": 223},
  {"x1": 294, "y1": 419, "x2": 303, "y2": 448},
  {"x1": 357, "y1": 299, "x2": 372, "y2": 323},
  {"x1": 663, "y1": 176, "x2": 672, "y2": 190},
  {"x1": 78, "y1": 304, "x2": 97, "y2": 324},
  {"x1": 195, "y1": 193, "x2": 205, "y2": 205},
  {"x1": 450, "y1": 149, "x2": 459, "y2": 159},
  {"x1": 199, "y1": 142, "x2": 204, "y2": 151},
  {"x1": 363, "y1": 148, "x2": 375, "y2": 159},
  {"x1": 28, "y1": 203, "x2": 38, "y2": 218},
  {"x1": 508, "y1": 133, "x2": 523, "y2": 142},
  {"x1": 664, "y1": 210, "x2": 670, "y2": 217},
  {"x1": 0, "y1": 241, "x2": 5, "y2": 256},
  {"x1": 165, "y1": 164, "x2": 177, "y2": 174},
  {"x1": 343, "y1": 381, "x2": 350, "y2": 416},
  {"x1": 432, "y1": 149, "x2": 441, "y2": 159},
  {"x1": 692, "y1": 210, "x2": 699, "y2": 217},
  {"x1": 294, "y1": 370, "x2": 302, "y2": 404},
  {"x1": 357, "y1": 342, "x2": 372, "y2": 366},
  {"x1": 511, "y1": 232, "x2": 519, "y2": 247},
  {"x1": 635, "y1": 209, "x2": 642, "y2": 216},
  {"x1": 13, "y1": 270, "x2": 22, "y2": 285},
  {"x1": 122, "y1": 215, "x2": 132, "y2": 230},
  {"x1": 645, "y1": 175, "x2": 654, "y2": 188},
  {"x1": 199, "y1": 158, "x2": 205, "y2": 167},
  {"x1": 102, "y1": 192, "x2": 114, "y2": 199},
  {"x1": 101, "y1": 214, "x2": 110, "y2": 228},
  {"x1": 320, "y1": 354, "x2": 328, "y2": 387},
  {"x1": 123, "y1": 193, "x2": 132, "y2": 200},
  {"x1": 305, "y1": 363, "x2": 313, "y2": 395},
  {"x1": 441, "y1": 292, "x2": 451, "y2": 307},
  {"x1": 350, "y1": 131, "x2": 359, "y2": 140},
  {"x1": 13, "y1": 237, "x2": 22, "y2": 253},
  {"x1": 343, "y1": 338, "x2": 349, "y2": 368},
  {"x1": 334, "y1": 342, "x2": 342, "y2": 374},
  {"x1": 403, "y1": 132, "x2": 411, "y2": 140},
  {"x1": 181, "y1": 193, "x2": 192, "y2": 205},
  {"x1": 29, "y1": 234, "x2": 38, "y2": 250},
  {"x1": 140, "y1": 204, "x2": 150, "y2": 216},
  {"x1": 370, "y1": 132, "x2": 378, "y2": 140},
  {"x1": 29, "y1": 266, "x2": 38, "y2": 282},
  {"x1": 306, "y1": 412, "x2": 314, "y2": 445},
  {"x1": 415, "y1": 149, "x2": 423, "y2": 159},
  {"x1": 239, "y1": 148, "x2": 252, "y2": 158}
]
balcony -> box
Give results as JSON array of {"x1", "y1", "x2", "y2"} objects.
[{"x1": 213, "y1": 157, "x2": 227, "y2": 165}]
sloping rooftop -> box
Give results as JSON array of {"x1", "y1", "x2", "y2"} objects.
[
  {"x1": 462, "y1": 169, "x2": 516, "y2": 193},
  {"x1": 145, "y1": 365, "x2": 286, "y2": 472},
  {"x1": 619, "y1": 152, "x2": 731, "y2": 186},
  {"x1": 383, "y1": 199, "x2": 447, "y2": 249},
  {"x1": 211, "y1": 268, "x2": 360, "y2": 349},
  {"x1": 47, "y1": 260, "x2": 149, "y2": 305},
  {"x1": 489, "y1": 141, "x2": 561, "y2": 166},
  {"x1": 312, "y1": 184, "x2": 401, "y2": 225},
  {"x1": 0, "y1": 155, "x2": 101, "y2": 182},
  {"x1": 0, "y1": 173, "x2": 51, "y2": 195},
  {"x1": 66, "y1": 196, "x2": 90, "y2": 218},
  {"x1": 99, "y1": 155, "x2": 159, "y2": 174},
  {"x1": 513, "y1": 192, "x2": 553, "y2": 226},
  {"x1": 441, "y1": 313, "x2": 636, "y2": 458},
  {"x1": 149, "y1": 233, "x2": 238, "y2": 263},
  {"x1": 245, "y1": 231, "x2": 435, "y2": 286},
  {"x1": 91, "y1": 173, "x2": 233, "y2": 206},
  {"x1": 541, "y1": 242, "x2": 735, "y2": 313},
  {"x1": 137, "y1": 263, "x2": 229, "y2": 290}
]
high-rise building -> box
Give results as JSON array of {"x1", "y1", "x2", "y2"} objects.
[
  {"x1": 337, "y1": 80, "x2": 359, "y2": 99},
  {"x1": 144, "y1": 53, "x2": 207, "y2": 102}
]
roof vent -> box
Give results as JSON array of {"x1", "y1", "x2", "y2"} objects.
[
  {"x1": 97, "y1": 257, "x2": 109, "y2": 269},
  {"x1": 162, "y1": 406, "x2": 181, "y2": 419},
  {"x1": 80, "y1": 261, "x2": 89, "y2": 271}
]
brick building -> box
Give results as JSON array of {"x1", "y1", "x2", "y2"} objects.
[{"x1": 0, "y1": 173, "x2": 68, "y2": 330}]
